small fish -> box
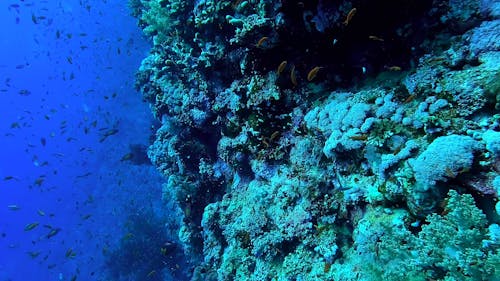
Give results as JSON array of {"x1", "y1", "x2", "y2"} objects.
[
  {"x1": 160, "y1": 247, "x2": 167, "y2": 256},
  {"x1": 34, "y1": 176, "x2": 45, "y2": 186},
  {"x1": 99, "y1": 129, "x2": 119, "y2": 142},
  {"x1": 40, "y1": 137, "x2": 46, "y2": 146},
  {"x1": 269, "y1": 131, "x2": 280, "y2": 141},
  {"x1": 277, "y1": 60, "x2": 287, "y2": 75},
  {"x1": 37, "y1": 210, "x2": 46, "y2": 216},
  {"x1": 8, "y1": 204, "x2": 21, "y2": 211},
  {"x1": 65, "y1": 248, "x2": 76, "y2": 259},
  {"x1": 27, "y1": 251, "x2": 41, "y2": 258},
  {"x1": 81, "y1": 214, "x2": 92, "y2": 220},
  {"x1": 324, "y1": 262, "x2": 331, "y2": 273},
  {"x1": 67, "y1": 56, "x2": 73, "y2": 64},
  {"x1": 445, "y1": 167, "x2": 455, "y2": 178},
  {"x1": 404, "y1": 94, "x2": 415, "y2": 103},
  {"x1": 120, "y1": 153, "x2": 133, "y2": 161},
  {"x1": 103, "y1": 129, "x2": 118, "y2": 136},
  {"x1": 147, "y1": 270, "x2": 156, "y2": 277},
  {"x1": 256, "y1": 36, "x2": 269, "y2": 48},
  {"x1": 18, "y1": 89, "x2": 31, "y2": 96},
  {"x1": 24, "y1": 222, "x2": 40, "y2": 231},
  {"x1": 349, "y1": 134, "x2": 368, "y2": 141},
  {"x1": 46, "y1": 227, "x2": 61, "y2": 239},
  {"x1": 76, "y1": 172, "x2": 91, "y2": 179},
  {"x1": 4, "y1": 176, "x2": 19, "y2": 181},
  {"x1": 386, "y1": 65, "x2": 402, "y2": 71},
  {"x1": 343, "y1": 8, "x2": 357, "y2": 26},
  {"x1": 307, "y1": 66, "x2": 323, "y2": 82},
  {"x1": 368, "y1": 35, "x2": 384, "y2": 42},
  {"x1": 122, "y1": 233, "x2": 134, "y2": 240}
]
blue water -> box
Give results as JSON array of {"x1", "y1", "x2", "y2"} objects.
[{"x1": 0, "y1": 1, "x2": 172, "y2": 280}]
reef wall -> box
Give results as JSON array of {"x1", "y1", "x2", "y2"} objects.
[{"x1": 130, "y1": 0, "x2": 500, "y2": 280}]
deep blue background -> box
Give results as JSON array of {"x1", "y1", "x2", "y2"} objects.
[{"x1": 0, "y1": 1, "x2": 168, "y2": 280}]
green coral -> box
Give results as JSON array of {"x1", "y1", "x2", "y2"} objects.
[
  {"x1": 140, "y1": 0, "x2": 189, "y2": 43},
  {"x1": 375, "y1": 190, "x2": 499, "y2": 281}
]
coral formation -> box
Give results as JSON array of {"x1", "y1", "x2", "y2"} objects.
[{"x1": 130, "y1": 0, "x2": 500, "y2": 279}]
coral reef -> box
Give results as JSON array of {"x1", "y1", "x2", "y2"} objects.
[{"x1": 130, "y1": 0, "x2": 500, "y2": 279}]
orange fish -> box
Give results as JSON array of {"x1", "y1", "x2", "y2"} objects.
[
  {"x1": 277, "y1": 60, "x2": 287, "y2": 75},
  {"x1": 307, "y1": 66, "x2": 323, "y2": 81},
  {"x1": 343, "y1": 8, "x2": 357, "y2": 26},
  {"x1": 256, "y1": 36, "x2": 269, "y2": 48}
]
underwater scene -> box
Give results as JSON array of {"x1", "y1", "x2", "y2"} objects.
[{"x1": 1, "y1": 0, "x2": 500, "y2": 280}]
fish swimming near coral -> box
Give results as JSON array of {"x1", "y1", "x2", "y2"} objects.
[
  {"x1": 256, "y1": 36, "x2": 269, "y2": 48},
  {"x1": 277, "y1": 61, "x2": 287, "y2": 75},
  {"x1": 307, "y1": 66, "x2": 323, "y2": 82}
]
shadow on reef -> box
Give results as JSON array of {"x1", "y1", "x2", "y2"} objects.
[{"x1": 104, "y1": 208, "x2": 190, "y2": 281}]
